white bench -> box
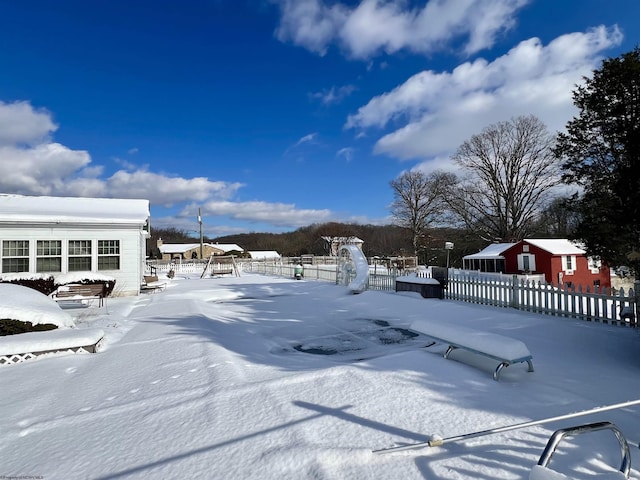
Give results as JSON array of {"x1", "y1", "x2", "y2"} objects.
[
  {"x1": 410, "y1": 319, "x2": 534, "y2": 381},
  {"x1": 0, "y1": 328, "x2": 105, "y2": 365}
]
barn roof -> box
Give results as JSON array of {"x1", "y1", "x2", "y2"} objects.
[{"x1": 522, "y1": 239, "x2": 585, "y2": 255}]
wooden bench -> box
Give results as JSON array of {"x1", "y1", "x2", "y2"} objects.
[
  {"x1": 141, "y1": 275, "x2": 167, "y2": 293},
  {"x1": 0, "y1": 328, "x2": 105, "y2": 365},
  {"x1": 410, "y1": 319, "x2": 534, "y2": 381},
  {"x1": 52, "y1": 283, "x2": 106, "y2": 307},
  {"x1": 211, "y1": 269, "x2": 233, "y2": 276}
]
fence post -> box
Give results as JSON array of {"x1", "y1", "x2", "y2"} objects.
[
  {"x1": 510, "y1": 275, "x2": 519, "y2": 309},
  {"x1": 634, "y1": 280, "x2": 640, "y2": 327}
]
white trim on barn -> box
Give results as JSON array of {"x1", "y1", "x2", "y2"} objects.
[{"x1": 0, "y1": 194, "x2": 150, "y2": 296}]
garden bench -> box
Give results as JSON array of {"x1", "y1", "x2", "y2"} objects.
[
  {"x1": 141, "y1": 275, "x2": 167, "y2": 293},
  {"x1": 211, "y1": 268, "x2": 234, "y2": 276},
  {"x1": 52, "y1": 283, "x2": 107, "y2": 307},
  {"x1": 410, "y1": 319, "x2": 534, "y2": 381},
  {"x1": 0, "y1": 328, "x2": 105, "y2": 365}
]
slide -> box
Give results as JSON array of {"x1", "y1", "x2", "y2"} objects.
[{"x1": 339, "y1": 245, "x2": 369, "y2": 294}]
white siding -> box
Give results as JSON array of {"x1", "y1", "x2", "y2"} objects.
[{"x1": 1, "y1": 225, "x2": 146, "y2": 296}]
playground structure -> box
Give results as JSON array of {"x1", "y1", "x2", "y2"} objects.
[
  {"x1": 337, "y1": 245, "x2": 369, "y2": 294},
  {"x1": 200, "y1": 255, "x2": 241, "y2": 278}
]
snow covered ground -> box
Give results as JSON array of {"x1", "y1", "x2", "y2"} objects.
[{"x1": 1, "y1": 272, "x2": 639, "y2": 479}]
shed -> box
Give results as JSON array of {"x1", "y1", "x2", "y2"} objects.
[
  {"x1": 501, "y1": 239, "x2": 611, "y2": 290},
  {"x1": 0, "y1": 194, "x2": 150, "y2": 296}
]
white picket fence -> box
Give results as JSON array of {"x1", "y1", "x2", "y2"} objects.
[
  {"x1": 148, "y1": 259, "x2": 638, "y2": 328},
  {"x1": 444, "y1": 273, "x2": 637, "y2": 328}
]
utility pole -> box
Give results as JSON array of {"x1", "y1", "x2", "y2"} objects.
[{"x1": 198, "y1": 208, "x2": 203, "y2": 259}]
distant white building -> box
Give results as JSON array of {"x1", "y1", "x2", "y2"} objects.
[
  {"x1": 0, "y1": 194, "x2": 150, "y2": 296},
  {"x1": 157, "y1": 240, "x2": 244, "y2": 261},
  {"x1": 247, "y1": 251, "x2": 281, "y2": 260}
]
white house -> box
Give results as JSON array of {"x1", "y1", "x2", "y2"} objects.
[{"x1": 0, "y1": 194, "x2": 150, "y2": 296}]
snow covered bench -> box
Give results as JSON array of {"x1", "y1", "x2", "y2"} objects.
[
  {"x1": 396, "y1": 276, "x2": 444, "y2": 299},
  {"x1": 52, "y1": 283, "x2": 107, "y2": 307},
  {"x1": 0, "y1": 328, "x2": 105, "y2": 365},
  {"x1": 410, "y1": 319, "x2": 534, "y2": 381}
]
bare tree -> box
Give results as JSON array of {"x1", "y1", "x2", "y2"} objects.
[
  {"x1": 390, "y1": 170, "x2": 455, "y2": 256},
  {"x1": 449, "y1": 115, "x2": 561, "y2": 242}
]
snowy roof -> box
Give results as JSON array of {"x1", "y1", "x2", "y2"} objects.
[
  {"x1": 159, "y1": 243, "x2": 244, "y2": 254},
  {"x1": 211, "y1": 243, "x2": 244, "y2": 253},
  {"x1": 248, "y1": 251, "x2": 281, "y2": 259},
  {"x1": 159, "y1": 243, "x2": 202, "y2": 254},
  {"x1": 522, "y1": 239, "x2": 585, "y2": 255},
  {"x1": 0, "y1": 194, "x2": 149, "y2": 225},
  {"x1": 463, "y1": 243, "x2": 515, "y2": 260}
]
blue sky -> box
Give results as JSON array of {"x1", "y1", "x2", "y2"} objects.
[{"x1": 0, "y1": 0, "x2": 638, "y2": 238}]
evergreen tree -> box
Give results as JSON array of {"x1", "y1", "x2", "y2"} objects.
[{"x1": 554, "y1": 47, "x2": 640, "y2": 274}]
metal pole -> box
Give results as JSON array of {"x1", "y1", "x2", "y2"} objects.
[
  {"x1": 198, "y1": 208, "x2": 203, "y2": 259},
  {"x1": 372, "y1": 399, "x2": 640, "y2": 454}
]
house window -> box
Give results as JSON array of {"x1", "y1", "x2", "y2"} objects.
[
  {"x1": 2, "y1": 240, "x2": 29, "y2": 273},
  {"x1": 98, "y1": 240, "x2": 120, "y2": 270},
  {"x1": 566, "y1": 256, "x2": 573, "y2": 270},
  {"x1": 588, "y1": 257, "x2": 601, "y2": 273},
  {"x1": 69, "y1": 240, "x2": 92, "y2": 271},
  {"x1": 517, "y1": 253, "x2": 535, "y2": 272},
  {"x1": 36, "y1": 240, "x2": 62, "y2": 272}
]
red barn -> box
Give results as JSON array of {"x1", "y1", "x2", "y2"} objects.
[{"x1": 501, "y1": 239, "x2": 610, "y2": 290}]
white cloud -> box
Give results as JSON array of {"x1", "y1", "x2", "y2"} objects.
[
  {"x1": 346, "y1": 26, "x2": 623, "y2": 160},
  {"x1": 193, "y1": 200, "x2": 333, "y2": 228},
  {"x1": 284, "y1": 132, "x2": 320, "y2": 156},
  {"x1": 0, "y1": 100, "x2": 57, "y2": 146},
  {"x1": 274, "y1": 0, "x2": 349, "y2": 55},
  {"x1": 337, "y1": 147, "x2": 355, "y2": 162},
  {"x1": 274, "y1": 0, "x2": 530, "y2": 59},
  {"x1": 0, "y1": 143, "x2": 92, "y2": 195},
  {"x1": 0, "y1": 100, "x2": 338, "y2": 231},
  {"x1": 105, "y1": 170, "x2": 244, "y2": 207},
  {"x1": 0, "y1": 100, "x2": 246, "y2": 208},
  {"x1": 310, "y1": 84, "x2": 356, "y2": 105}
]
